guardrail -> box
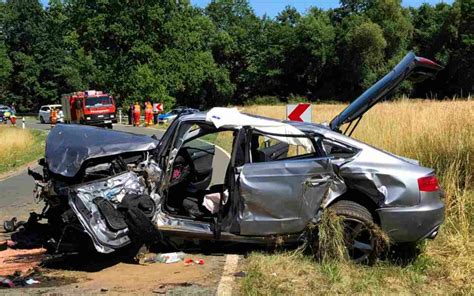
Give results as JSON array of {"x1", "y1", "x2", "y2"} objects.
[
  {"x1": 12, "y1": 112, "x2": 136, "y2": 127},
  {"x1": 15, "y1": 113, "x2": 38, "y2": 117}
]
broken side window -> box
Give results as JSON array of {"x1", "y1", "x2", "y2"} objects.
[
  {"x1": 321, "y1": 139, "x2": 358, "y2": 159},
  {"x1": 249, "y1": 130, "x2": 318, "y2": 163}
]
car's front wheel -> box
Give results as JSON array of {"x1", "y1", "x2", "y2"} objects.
[{"x1": 329, "y1": 200, "x2": 381, "y2": 265}]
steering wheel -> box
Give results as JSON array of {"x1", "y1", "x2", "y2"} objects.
[{"x1": 178, "y1": 148, "x2": 200, "y2": 182}]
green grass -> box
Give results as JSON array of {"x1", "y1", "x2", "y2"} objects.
[{"x1": 0, "y1": 127, "x2": 47, "y2": 174}]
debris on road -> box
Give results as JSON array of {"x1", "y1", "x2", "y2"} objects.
[
  {"x1": 3, "y1": 217, "x2": 20, "y2": 233},
  {"x1": 3, "y1": 217, "x2": 27, "y2": 233},
  {"x1": 0, "y1": 273, "x2": 41, "y2": 288},
  {"x1": 145, "y1": 252, "x2": 186, "y2": 264},
  {"x1": 24, "y1": 278, "x2": 40, "y2": 285},
  {"x1": 0, "y1": 277, "x2": 14, "y2": 288},
  {"x1": 184, "y1": 258, "x2": 205, "y2": 266}
]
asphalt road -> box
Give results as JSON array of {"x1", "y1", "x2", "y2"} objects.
[{"x1": 0, "y1": 119, "x2": 165, "y2": 233}]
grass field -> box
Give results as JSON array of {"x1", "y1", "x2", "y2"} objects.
[
  {"x1": 238, "y1": 99, "x2": 473, "y2": 294},
  {"x1": 0, "y1": 126, "x2": 47, "y2": 174}
]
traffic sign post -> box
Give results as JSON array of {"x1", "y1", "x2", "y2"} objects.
[
  {"x1": 286, "y1": 103, "x2": 312, "y2": 122},
  {"x1": 157, "y1": 103, "x2": 164, "y2": 112}
]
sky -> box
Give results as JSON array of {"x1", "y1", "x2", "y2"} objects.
[
  {"x1": 191, "y1": 0, "x2": 454, "y2": 17},
  {"x1": 40, "y1": 0, "x2": 454, "y2": 17}
]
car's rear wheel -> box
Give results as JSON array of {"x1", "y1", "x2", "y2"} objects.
[
  {"x1": 40, "y1": 116, "x2": 45, "y2": 124},
  {"x1": 329, "y1": 200, "x2": 379, "y2": 265}
]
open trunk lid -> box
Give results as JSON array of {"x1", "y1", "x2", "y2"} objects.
[{"x1": 329, "y1": 51, "x2": 443, "y2": 133}]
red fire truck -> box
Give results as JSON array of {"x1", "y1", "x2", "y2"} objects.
[{"x1": 61, "y1": 90, "x2": 117, "y2": 128}]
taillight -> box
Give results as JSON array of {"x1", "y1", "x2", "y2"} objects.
[{"x1": 418, "y1": 176, "x2": 439, "y2": 192}]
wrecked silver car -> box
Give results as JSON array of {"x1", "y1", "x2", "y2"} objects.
[{"x1": 26, "y1": 52, "x2": 444, "y2": 263}]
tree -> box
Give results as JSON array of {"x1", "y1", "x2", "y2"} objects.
[
  {"x1": 0, "y1": 0, "x2": 468, "y2": 110},
  {"x1": 0, "y1": 41, "x2": 13, "y2": 101},
  {"x1": 206, "y1": 0, "x2": 262, "y2": 104}
]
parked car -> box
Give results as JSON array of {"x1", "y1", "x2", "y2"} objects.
[
  {"x1": 26, "y1": 52, "x2": 444, "y2": 264},
  {"x1": 38, "y1": 104, "x2": 64, "y2": 123},
  {"x1": 0, "y1": 105, "x2": 14, "y2": 123},
  {"x1": 158, "y1": 107, "x2": 199, "y2": 124}
]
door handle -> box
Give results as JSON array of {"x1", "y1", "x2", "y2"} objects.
[{"x1": 306, "y1": 176, "x2": 330, "y2": 187}]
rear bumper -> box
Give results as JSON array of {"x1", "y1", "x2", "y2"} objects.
[{"x1": 377, "y1": 191, "x2": 445, "y2": 243}]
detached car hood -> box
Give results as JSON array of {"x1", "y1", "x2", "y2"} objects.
[{"x1": 46, "y1": 124, "x2": 159, "y2": 177}]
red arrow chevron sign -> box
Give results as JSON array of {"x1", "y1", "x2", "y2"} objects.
[{"x1": 286, "y1": 103, "x2": 312, "y2": 122}]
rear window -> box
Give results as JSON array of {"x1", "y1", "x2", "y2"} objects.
[
  {"x1": 322, "y1": 139, "x2": 358, "y2": 159},
  {"x1": 85, "y1": 96, "x2": 112, "y2": 107}
]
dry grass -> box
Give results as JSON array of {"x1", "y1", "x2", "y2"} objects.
[
  {"x1": 239, "y1": 99, "x2": 473, "y2": 294},
  {"x1": 0, "y1": 127, "x2": 46, "y2": 174}
]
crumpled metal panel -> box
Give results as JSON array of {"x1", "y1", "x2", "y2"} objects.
[
  {"x1": 46, "y1": 124, "x2": 159, "y2": 177},
  {"x1": 154, "y1": 208, "x2": 213, "y2": 235},
  {"x1": 238, "y1": 158, "x2": 340, "y2": 236},
  {"x1": 336, "y1": 146, "x2": 433, "y2": 207},
  {"x1": 306, "y1": 129, "x2": 433, "y2": 208},
  {"x1": 321, "y1": 172, "x2": 346, "y2": 208},
  {"x1": 76, "y1": 171, "x2": 145, "y2": 203},
  {"x1": 69, "y1": 171, "x2": 145, "y2": 253}
]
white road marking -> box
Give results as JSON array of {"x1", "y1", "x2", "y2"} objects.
[{"x1": 216, "y1": 254, "x2": 240, "y2": 296}]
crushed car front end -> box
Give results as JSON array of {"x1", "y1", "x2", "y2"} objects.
[{"x1": 28, "y1": 124, "x2": 163, "y2": 253}]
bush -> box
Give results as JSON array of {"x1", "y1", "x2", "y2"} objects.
[{"x1": 244, "y1": 96, "x2": 282, "y2": 105}]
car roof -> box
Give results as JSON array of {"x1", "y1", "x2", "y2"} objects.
[{"x1": 178, "y1": 110, "x2": 330, "y2": 132}]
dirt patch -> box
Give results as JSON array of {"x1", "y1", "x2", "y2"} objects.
[
  {"x1": 0, "y1": 246, "x2": 46, "y2": 277},
  {"x1": 66, "y1": 254, "x2": 223, "y2": 294},
  {"x1": 2, "y1": 252, "x2": 225, "y2": 294}
]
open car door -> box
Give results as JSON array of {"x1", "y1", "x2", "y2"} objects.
[
  {"x1": 236, "y1": 130, "x2": 335, "y2": 236},
  {"x1": 330, "y1": 51, "x2": 444, "y2": 134}
]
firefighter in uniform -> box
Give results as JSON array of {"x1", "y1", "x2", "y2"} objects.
[
  {"x1": 145, "y1": 102, "x2": 153, "y2": 127},
  {"x1": 133, "y1": 102, "x2": 141, "y2": 127},
  {"x1": 74, "y1": 98, "x2": 83, "y2": 123},
  {"x1": 50, "y1": 107, "x2": 58, "y2": 128}
]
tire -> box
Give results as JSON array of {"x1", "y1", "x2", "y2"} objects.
[
  {"x1": 107, "y1": 123, "x2": 113, "y2": 129},
  {"x1": 328, "y1": 200, "x2": 379, "y2": 265},
  {"x1": 40, "y1": 116, "x2": 45, "y2": 124}
]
